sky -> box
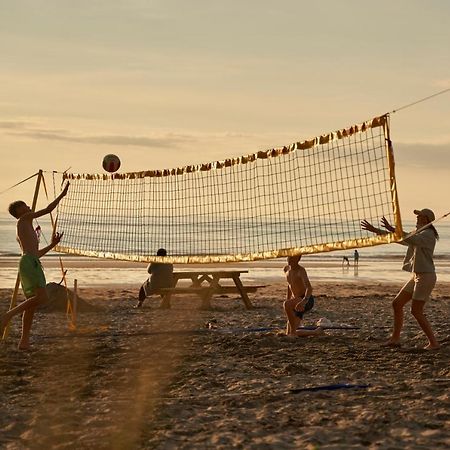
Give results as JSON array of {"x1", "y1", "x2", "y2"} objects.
[{"x1": 1, "y1": 0, "x2": 449, "y2": 220}]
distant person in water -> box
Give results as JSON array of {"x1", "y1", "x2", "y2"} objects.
[
  {"x1": 354, "y1": 249, "x2": 359, "y2": 266},
  {"x1": 1, "y1": 182, "x2": 69, "y2": 350},
  {"x1": 135, "y1": 248, "x2": 174, "y2": 308},
  {"x1": 361, "y1": 209, "x2": 440, "y2": 350},
  {"x1": 283, "y1": 255, "x2": 324, "y2": 337}
]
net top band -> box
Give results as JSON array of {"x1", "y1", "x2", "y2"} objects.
[{"x1": 64, "y1": 114, "x2": 387, "y2": 181}]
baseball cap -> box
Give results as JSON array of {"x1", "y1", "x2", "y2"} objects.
[{"x1": 413, "y1": 208, "x2": 435, "y2": 222}]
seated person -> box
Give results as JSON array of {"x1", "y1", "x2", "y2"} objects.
[
  {"x1": 135, "y1": 248, "x2": 174, "y2": 308},
  {"x1": 283, "y1": 255, "x2": 323, "y2": 337}
]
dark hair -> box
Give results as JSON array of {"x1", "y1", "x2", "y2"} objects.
[
  {"x1": 8, "y1": 201, "x2": 26, "y2": 219},
  {"x1": 430, "y1": 224, "x2": 439, "y2": 240},
  {"x1": 156, "y1": 248, "x2": 167, "y2": 256}
]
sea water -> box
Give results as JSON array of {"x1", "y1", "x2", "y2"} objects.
[{"x1": 0, "y1": 212, "x2": 449, "y2": 287}]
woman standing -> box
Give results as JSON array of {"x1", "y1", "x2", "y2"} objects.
[{"x1": 361, "y1": 209, "x2": 440, "y2": 350}]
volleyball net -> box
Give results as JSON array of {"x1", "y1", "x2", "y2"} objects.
[{"x1": 54, "y1": 114, "x2": 403, "y2": 263}]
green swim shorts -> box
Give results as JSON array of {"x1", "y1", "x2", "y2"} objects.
[{"x1": 19, "y1": 254, "x2": 46, "y2": 298}]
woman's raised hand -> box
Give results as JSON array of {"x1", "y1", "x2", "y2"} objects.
[
  {"x1": 380, "y1": 216, "x2": 395, "y2": 232},
  {"x1": 361, "y1": 219, "x2": 377, "y2": 233}
]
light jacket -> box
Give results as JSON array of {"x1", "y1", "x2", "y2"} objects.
[{"x1": 399, "y1": 228, "x2": 436, "y2": 273}]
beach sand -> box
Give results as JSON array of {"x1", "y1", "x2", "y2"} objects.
[{"x1": 1, "y1": 280, "x2": 449, "y2": 449}]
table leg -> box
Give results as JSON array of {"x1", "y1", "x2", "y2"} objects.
[
  {"x1": 199, "y1": 274, "x2": 213, "y2": 284},
  {"x1": 199, "y1": 275, "x2": 222, "y2": 310},
  {"x1": 199, "y1": 289, "x2": 213, "y2": 310},
  {"x1": 198, "y1": 275, "x2": 220, "y2": 310},
  {"x1": 232, "y1": 274, "x2": 253, "y2": 309}
]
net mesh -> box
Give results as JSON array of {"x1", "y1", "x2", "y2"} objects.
[{"x1": 55, "y1": 114, "x2": 402, "y2": 263}]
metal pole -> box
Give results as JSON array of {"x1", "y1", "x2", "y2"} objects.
[{"x1": 383, "y1": 116, "x2": 403, "y2": 241}]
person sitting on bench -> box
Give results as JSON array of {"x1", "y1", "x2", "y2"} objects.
[{"x1": 135, "y1": 248, "x2": 174, "y2": 308}]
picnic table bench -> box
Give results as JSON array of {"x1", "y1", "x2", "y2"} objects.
[{"x1": 149, "y1": 270, "x2": 265, "y2": 310}]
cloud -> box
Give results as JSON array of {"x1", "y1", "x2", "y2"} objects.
[
  {"x1": 2, "y1": 123, "x2": 196, "y2": 149},
  {"x1": 3, "y1": 120, "x2": 449, "y2": 163},
  {"x1": 0, "y1": 121, "x2": 31, "y2": 129},
  {"x1": 395, "y1": 142, "x2": 450, "y2": 169},
  {"x1": 10, "y1": 130, "x2": 193, "y2": 148},
  {"x1": 0, "y1": 119, "x2": 262, "y2": 150}
]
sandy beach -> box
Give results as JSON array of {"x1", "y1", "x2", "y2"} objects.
[
  {"x1": 1, "y1": 277, "x2": 449, "y2": 450},
  {"x1": 2, "y1": 1, "x2": 450, "y2": 448}
]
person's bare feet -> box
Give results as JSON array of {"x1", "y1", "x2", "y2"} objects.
[
  {"x1": 424, "y1": 342, "x2": 440, "y2": 351},
  {"x1": 382, "y1": 338, "x2": 401, "y2": 348}
]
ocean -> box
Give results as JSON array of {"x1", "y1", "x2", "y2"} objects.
[{"x1": 1, "y1": 212, "x2": 449, "y2": 287}]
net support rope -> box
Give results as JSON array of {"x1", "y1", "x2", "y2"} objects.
[{"x1": 54, "y1": 114, "x2": 403, "y2": 263}]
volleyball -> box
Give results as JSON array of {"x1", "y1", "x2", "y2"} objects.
[{"x1": 102, "y1": 154, "x2": 121, "y2": 173}]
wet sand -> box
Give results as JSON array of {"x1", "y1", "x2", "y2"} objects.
[{"x1": 1, "y1": 281, "x2": 449, "y2": 449}]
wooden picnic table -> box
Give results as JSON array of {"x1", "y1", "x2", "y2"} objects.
[{"x1": 157, "y1": 270, "x2": 259, "y2": 310}]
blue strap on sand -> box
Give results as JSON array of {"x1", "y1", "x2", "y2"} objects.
[
  {"x1": 290, "y1": 383, "x2": 370, "y2": 394},
  {"x1": 215, "y1": 325, "x2": 360, "y2": 333},
  {"x1": 299, "y1": 325, "x2": 360, "y2": 330}
]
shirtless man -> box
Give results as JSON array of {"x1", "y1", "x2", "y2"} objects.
[
  {"x1": 1, "y1": 182, "x2": 69, "y2": 349},
  {"x1": 283, "y1": 255, "x2": 323, "y2": 337}
]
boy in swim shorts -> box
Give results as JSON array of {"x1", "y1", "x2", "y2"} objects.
[
  {"x1": 1, "y1": 182, "x2": 69, "y2": 350},
  {"x1": 283, "y1": 255, "x2": 324, "y2": 337}
]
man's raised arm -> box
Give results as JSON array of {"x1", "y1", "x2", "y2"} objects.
[{"x1": 30, "y1": 182, "x2": 70, "y2": 220}]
